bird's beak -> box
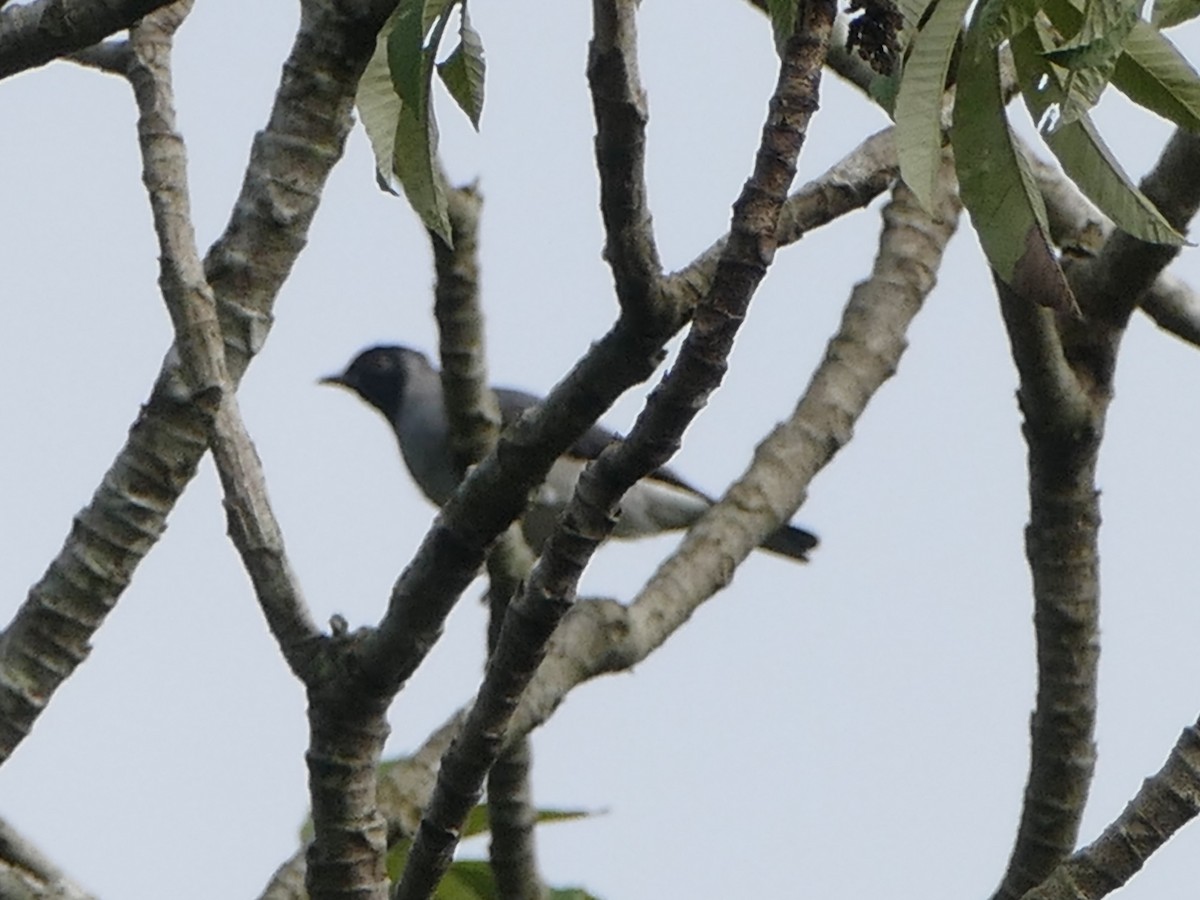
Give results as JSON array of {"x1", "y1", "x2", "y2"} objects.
[{"x1": 319, "y1": 373, "x2": 348, "y2": 388}]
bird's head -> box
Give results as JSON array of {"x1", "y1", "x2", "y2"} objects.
[{"x1": 320, "y1": 345, "x2": 432, "y2": 419}]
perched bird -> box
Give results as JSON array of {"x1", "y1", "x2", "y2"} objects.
[{"x1": 322, "y1": 345, "x2": 818, "y2": 561}]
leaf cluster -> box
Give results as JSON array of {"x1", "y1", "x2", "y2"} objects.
[
  {"x1": 890, "y1": 0, "x2": 1199, "y2": 307},
  {"x1": 355, "y1": 0, "x2": 487, "y2": 244}
]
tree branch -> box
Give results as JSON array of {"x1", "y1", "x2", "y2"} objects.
[
  {"x1": 267, "y1": 42, "x2": 911, "y2": 900},
  {"x1": 355, "y1": 0, "x2": 701, "y2": 714},
  {"x1": 0, "y1": 816, "x2": 95, "y2": 900},
  {"x1": 1068, "y1": 130, "x2": 1200, "y2": 333},
  {"x1": 430, "y1": 183, "x2": 546, "y2": 900},
  {"x1": 125, "y1": 12, "x2": 381, "y2": 897},
  {"x1": 65, "y1": 36, "x2": 131, "y2": 73},
  {"x1": 663, "y1": 125, "x2": 897, "y2": 308},
  {"x1": 392, "y1": 4, "x2": 836, "y2": 896},
  {"x1": 1028, "y1": 149, "x2": 1200, "y2": 351},
  {"x1": 0, "y1": 0, "x2": 400, "y2": 771},
  {"x1": 433, "y1": 184, "x2": 502, "y2": 471},
  {"x1": 588, "y1": 0, "x2": 666, "y2": 319},
  {"x1": 0, "y1": 0, "x2": 176, "y2": 79},
  {"x1": 259, "y1": 712, "x2": 466, "y2": 900},
  {"x1": 512, "y1": 159, "x2": 961, "y2": 738},
  {"x1": 126, "y1": 1, "x2": 321, "y2": 676},
  {"x1": 351, "y1": 9, "x2": 890, "y2": 728},
  {"x1": 990, "y1": 123, "x2": 1200, "y2": 900},
  {"x1": 1021, "y1": 722, "x2": 1200, "y2": 900}
]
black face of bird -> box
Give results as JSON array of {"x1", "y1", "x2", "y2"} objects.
[{"x1": 320, "y1": 345, "x2": 421, "y2": 419}]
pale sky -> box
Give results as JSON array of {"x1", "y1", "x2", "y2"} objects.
[{"x1": 3, "y1": 2, "x2": 1200, "y2": 898}]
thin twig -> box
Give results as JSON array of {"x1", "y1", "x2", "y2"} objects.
[
  {"x1": 588, "y1": 0, "x2": 665, "y2": 317},
  {"x1": 433, "y1": 184, "x2": 502, "y2": 469}
]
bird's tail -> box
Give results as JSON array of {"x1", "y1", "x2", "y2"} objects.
[{"x1": 760, "y1": 523, "x2": 818, "y2": 562}]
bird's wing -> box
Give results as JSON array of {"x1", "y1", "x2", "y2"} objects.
[{"x1": 493, "y1": 387, "x2": 707, "y2": 499}]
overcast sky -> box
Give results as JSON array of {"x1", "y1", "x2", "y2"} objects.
[{"x1": 3, "y1": 2, "x2": 1200, "y2": 898}]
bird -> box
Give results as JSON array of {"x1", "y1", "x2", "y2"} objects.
[{"x1": 321, "y1": 345, "x2": 818, "y2": 561}]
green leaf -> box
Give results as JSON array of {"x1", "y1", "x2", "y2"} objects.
[
  {"x1": 356, "y1": 10, "x2": 405, "y2": 193},
  {"x1": 1043, "y1": 0, "x2": 1138, "y2": 69},
  {"x1": 389, "y1": 0, "x2": 432, "y2": 113},
  {"x1": 767, "y1": 0, "x2": 800, "y2": 53},
  {"x1": 547, "y1": 889, "x2": 602, "y2": 900},
  {"x1": 953, "y1": 20, "x2": 1075, "y2": 310},
  {"x1": 1152, "y1": 0, "x2": 1200, "y2": 27},
  {"x1": 386, "y1": 839, "x2": 412, "y2": 881},
  {"x1": 383, "y1": 1, "x2": 457, "y2": 242},
  {"x1": 979, "y1": 0, "x2": 1042, "y2": 44},
  {"x1": 438, "y1": 861, "x2": 495, "y2": 900},
  {"x1": 1036, "y1": 0, "x2": 1138, "y2": 123},
  {"x1": 869, "y1": 70, "x2": 903, "y2": 110},
  {"x1": 460, "y1": 804, "x2": 595, "y2": 840},
  {"x1": 461, "y1": 804, "x2": 491, "y2": 839},
  {"x1": 900, "y1": 0, "x2": 938, "y2": 30},
  {"x1": 394, "y1": 96, "x2": 452, "y2": 242},
  {"x1": 423, "y1": 0, "x2": 459, "y2": 34},
  {"x1": 437, "y1": 5, "x2": 486, "y2": 130},
  {"x1": 531, "y1": 807, "x2": 597, "y2": 826},
  {"x1": 893, "y1": 0, "x2": 974, "y2": 210},
  {"x1": 1112, "y1": 19, "x2": 1200, "y2": 129},
  {"x1": 1012, "y1": 22, "x2": 1184, "y2": 244}
]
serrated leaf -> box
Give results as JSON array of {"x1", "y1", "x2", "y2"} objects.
[
  {"x1": 394, "y1": 98, "x2": 451, "y2": 242},
  {"x1": 1152, "y1": 0, "x2": 1200, "y2": 27},
  {"x1": 953, "y1": 23, "x2": 1075, "y2": 310},
  {"x1": 767, "y1": 0, "x2": 800, "y2": 53},
  {"x1": 1112, "y1": 19, "x2": 1200, "y2": 129},
  {"x1": 437, "y1": 7, "x2": 485, "y2": 130},
  {"x1": 356, "y1": 11, "x2": 404, "y2": 193},
  {"x1": 893, "y1": 0, "x2": 973, "y2": 210},
  {"x1": 1013, "y1": 22, "x2": 1185, "y2": 244}
]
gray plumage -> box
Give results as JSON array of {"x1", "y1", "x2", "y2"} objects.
[{"x1": 323, "y1": 345, "x2": 818, "y2": 561}]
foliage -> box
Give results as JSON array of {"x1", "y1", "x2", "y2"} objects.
[
  {"x1": 383, "y1": 795, "x2": 599, "y2": 900},
  {"x1": 892, "y1": 0, "x2": 1198, "y2": 303},
  {"x1": 356, "y1": 0, "x2": 487, "y2": 243}
]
